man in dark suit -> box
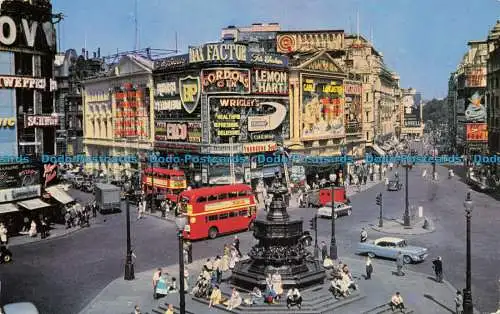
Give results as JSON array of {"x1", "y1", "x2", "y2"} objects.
[{"x1": 432, "y1": 256, "x2": 443, "y2": 282}]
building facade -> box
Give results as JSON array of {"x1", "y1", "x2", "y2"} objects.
[
  {"x1": 54, "y1": 48, "x2": 104, "y2": 155},
  {"x1": 453, "y1": 41, "x2": 488, "y2": 155},
  {"x1": 82, "y1": 54, "x2": 155, "y2": 179},
  {"x1": 486, "y1": 21, "x2": 500, "y2": 161}
]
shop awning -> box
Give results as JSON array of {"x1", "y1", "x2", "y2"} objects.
[
  {"x1": 45, "y1": 186, "x2": 75, "y2": 205},
  {"x1": 0, "y1": 203, "x2": 19, "y2": 214},
  {"x1": 366, "y1": 144, "x2": 386, "y2": 156},
  {"x1": 17, "y1": 198, "x2": 51, "y2": 210}
]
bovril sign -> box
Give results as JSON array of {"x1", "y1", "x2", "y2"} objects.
[{"x1": 0, "y1": 15, "x2": 55, "y2": 50}]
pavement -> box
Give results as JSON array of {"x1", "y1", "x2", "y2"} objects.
[
  {"x1": 370, "y1": 217, "x2": 436, "y2": 235},
  {"x1": 6, "y1": 222, "x2": 92, "y2": 247},
  {"x1": 79, "y1": 254, "x2": 462, "y2": 314}
]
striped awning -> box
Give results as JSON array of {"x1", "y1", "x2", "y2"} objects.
[{"x1": 17, "y1": 198, "x2": 51, "y2": 210}]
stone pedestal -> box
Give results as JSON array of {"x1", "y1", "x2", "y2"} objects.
[{"x1": 231, "y1": 180, "x2": 325, "y2": 290}]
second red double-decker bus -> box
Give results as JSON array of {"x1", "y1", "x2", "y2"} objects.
[
  {"x1": 178, "y1": 184, "x2": 257, "y2": 240},
  {"x1": 142, "y1": 167, "x2": 187, "y2": 200}
]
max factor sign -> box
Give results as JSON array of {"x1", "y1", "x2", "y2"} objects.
[
  {"x1": 0, "y1": 76, "x2": 57, "y2": 91},
  {"x1": 189, "y1": 43, "x2": 248, "y2": 63}
]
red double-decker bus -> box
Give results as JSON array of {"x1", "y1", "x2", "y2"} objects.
[
  {"x1": 142, "y1": 168, "x2": 187, "y2": 200},
  {"x1": 178, "y1": 184, "x2": 257, "y2": 240}
]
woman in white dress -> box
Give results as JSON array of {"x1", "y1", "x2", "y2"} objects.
[
  {"x1": 227, "y1": 288, "x2": 242, "y2": 311},
  {"x1": 229, "y1": 247, "x2": 239, "y2": 270},
  {"x1": 271, "y1": 271, "x2": 283, "y2": 298},
  {"x1": 220, "y1": 244, "x2": 230, "y2": 272},
  {"x1": 29, "y1": 220, "x2": 37, "y2": 237}
]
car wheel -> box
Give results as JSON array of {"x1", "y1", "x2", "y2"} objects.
[
  {"x1": 346, "y1": 209, "x2": 352, "y2": 216},
  {"x1": 403, "y1": 255, "x2": 412, "y2": 264},
  {"x1": 367, "y1": 252, "x2": 375, "y2": 258},
  {"x1": 208, "y1": 227, "x2": 218, "y2": 239}
]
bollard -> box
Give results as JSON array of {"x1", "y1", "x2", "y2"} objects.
[{"x1": 418, "y1": 206, "x2": 423, "y2": 218}]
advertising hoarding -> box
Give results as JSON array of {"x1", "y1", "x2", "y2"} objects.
[
  {"x1": 403, "y1": 94, "x2": 421, "y2": 128},
  {"x1": 466, "y1": 123, "x2": 488, "y2": 141},
  {"x1": 155, "y1": 121, "x2": 202, "y2": 143},
  {"x1": 465, "y1": 67, "x2": 486, "y2": 88},
  {"x1": 252, "y1": 69, "x2": 288, "y2": 95},
  {"x1": 465, "y1": 91, "x2": 486, "y2": 122},
  {"x1": 300, "y1": 75, "x2": 344, "y2": 140},
  {"x1": 277, "y1": 31, "x2": 344, "y2": 53},
  {"x1": 189, "y1": 43, "x2": 248, "y2": 63},
  {"x1": 209, "y1": 96, "x2": 289, "y2": 143},
  {"x1": 113, "y1": 83, "x2": 150, "y2": 138},
  {"x1": 154, "y1": 54, "x2": 189, "y2": 70},
  {"x1": 0, "y1": 163, "x2": 40, "y2": 190},
  {"x1": 201, "y1": 68, "x2": 250, "y2": 94},
  {"x1": 248, "y1": 52, "x2": 288, "y2": 67},
  {"x1": 0, "y1": 13, "x2": 56, "y2": 53},
  {"x1": 0, "y1": 89, "x2": 17, "y2": 156},
  {"x1": 344, "y1": 81, "x2": 362, "y2": 133},
  {"x1": 25, "y1": 115, "x2": 59, "y2": 127}
]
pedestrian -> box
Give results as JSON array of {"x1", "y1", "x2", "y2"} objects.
[
  {"x1": 133, "y1": 305, "x2": 141, "y2": 314},
  {"x1": 153, "y1": 268, "x2": 162, "y2": 299},
  {"x1": 320, "y1": 241, "x2": 328, "y2": 261},
  {"x1": 432, "y1": 256, "x2": 443, "y2": 283},
  {"x1": 137, "y1": 199, "x2": 143, "y2": 220},
  {"x1": 40, "y1": 218, "x2": 48, "y2": 239},
  {"x1": 29, "y1": 220, "x2": 37, "y2": 237},
  {"x1": 164, "y1": 304, "x2": 174, "y2": 314},
  {"x1": 422, "y1": 168, "x2": 427, "y2": 178},
  {"x1": 395, "y1": 251, "x2": 405, "y2": 276},
  {"x1": 360, "y1": 228, "x2": 368, "y2": 242},
  {"x1": 0, "y1": 223, "x2": 7, "y2": 245},
  {"x1": 365, "y1": 256, "x2": 373, "y2": 280},
  {"x1": 23, "y1": 216, "x2": 30, "y2": 232},
  {"x1": 384, "y1": 176, "x2": 389, "y2": 186},
  {"x1": 213, "y1": 255, "x2": 222, "y2": 284},
  {"x1": 265, "y1": 194, "x2": 272, "y2": 211},
  {"x1": 233, "y1": 235, "x2": 242, "y2": 257},
  {"x1": 455, "y1": 290, "x2": 463, "y2": 314},
  {"x1": 92, "y1": 201, "x2": 97, "y2": 218}
]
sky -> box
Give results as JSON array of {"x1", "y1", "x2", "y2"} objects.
[{"x1": 52, "y1": 0, "x2": 500, "y2": 99}]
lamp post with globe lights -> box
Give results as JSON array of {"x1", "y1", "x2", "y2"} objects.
[
  {"x1": 463, "y1": 192, "x2": 474, "y2": 314},
  {"x1": 175, "y1": 216, "x2": 187, "y2": 314}
]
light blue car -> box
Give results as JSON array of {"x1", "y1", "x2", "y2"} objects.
[{"x1": 356, "y1": 237, "x2": 428, "y2": 264}]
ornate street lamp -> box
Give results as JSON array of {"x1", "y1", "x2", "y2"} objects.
[
  {"x1": 463, "y1": 192, "x2": 474, "y2": 314},
  {"x1": 175, "y1": 216, "x2": 187, "y2": 314},
  {"x1": 402, "y1": 150, "x2": 411, "y2": 227},
  {"x1": 123, "y1": 181, "x2": 134, "y2": 280}
]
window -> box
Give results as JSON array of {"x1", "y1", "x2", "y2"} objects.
[
  {"x1": 239, "y1": 210, "x2": 248, "y2": 216},
  {"x1": 366, "y1": 132, "x2": 369, "y2": 141},
  {"x1": 219, "y1": 213, "x2": 229, "y2": 220},
  {"x1": 218, "y1": 193, "x2": 228, "y2": 200},
  {"x1": 208, "y1": 215, "x2": 218, "y2": 222},
  {"x1": 238, "y1": 191, "x2": 248, "y2": 196},
  {"x1": 366, "y1": 92, "x2": 369, "y2": 102},
  {"x1": 197, "y1": 196, "x2": 207, "y2": 203},
  {"x1": 228, "y1": 192, "x2": 238, "y2": 198},
  {"x1": 229, "y1": 212, "x2": 237, "y2": 218},
  {"x1": 208, "y1": 195, "x2": 217, "y2": 201}
]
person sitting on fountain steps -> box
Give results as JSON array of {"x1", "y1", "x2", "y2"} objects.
[
  {"x1": 286, "y1": 287, "x2": 302, "y2": 309},
  {"x1": 390, "y1": 292, "x2": 406, "y2": 312}
]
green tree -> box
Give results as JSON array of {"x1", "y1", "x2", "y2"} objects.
[{"x1": 422, "y1": 98, "x2": 447, "y2": 126}]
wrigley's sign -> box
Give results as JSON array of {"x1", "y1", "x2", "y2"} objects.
[{"x1": 0, "y1": 76, "x2": 57, "y2": 91}]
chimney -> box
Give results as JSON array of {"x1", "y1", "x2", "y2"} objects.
[
  {"x1": 97, "y1": 48, "x2": 101, "y2": 58},
  {"x1": 93, "y1": 52, "x2": 96, "y2": 58},
  {"x1": 85, "y1": 51, "x2": 89, "y2": 59},
  {"x1": 81, "y1": 48, "x2": 85, "y2": 56}
]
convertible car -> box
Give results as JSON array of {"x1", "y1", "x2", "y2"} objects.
[
  {"x1": 317, "y1": 202, "x2": 352, "y2": 219},
  {"x1": 355, "y1": 237, "x2": 428, "y2": 264}
]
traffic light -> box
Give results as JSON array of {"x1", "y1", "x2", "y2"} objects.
[
  {"x1": 376, "y1": 193, "x2": 382, "y2": 206},
  {"x1": 309, "y1": 216, "x2": 317, "y2": 230}
]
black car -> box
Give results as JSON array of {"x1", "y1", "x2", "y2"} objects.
[
  {"x1": 81, "y1": 181, "x2": 94, "y2": 193},
  {"x1": 387, "y1": 180, "x2": 402, "y2": 191}
]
